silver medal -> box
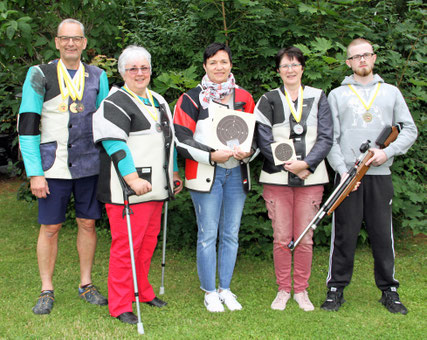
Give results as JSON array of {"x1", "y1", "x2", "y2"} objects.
[{"x1": 293, "y1": 124, "x2": 304, "y2": 135}]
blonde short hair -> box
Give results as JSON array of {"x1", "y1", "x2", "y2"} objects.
[{"x1": 347, "y1": 38, "x2": 373, "y2": 57}]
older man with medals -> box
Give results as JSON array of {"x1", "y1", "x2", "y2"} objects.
[
  {"x1": 18, "y1": 18, "x2": 109, "y2": 315},
  {"x1": 255, "y1": 46, "x2": 333, "y2": 312},
  {"x1": 322, "y1": 38, "x2": 417, "y2": 314}
]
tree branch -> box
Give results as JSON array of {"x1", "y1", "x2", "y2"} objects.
[
  {"x1": 397, "y1": 22, "x2": 425, "y2": 87},
  {"x1": 221, "y1": 1, "x2": 228, "y2": 45}
]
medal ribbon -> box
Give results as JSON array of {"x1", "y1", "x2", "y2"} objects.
[
  {"x1": 57, "y1": 60, "x2": 85, "y2": 101},
  {"x1": 123, "y1": 86, "x2": 158, "y2": 121},
  {"x1": 284, "y1": 86, "x2": 304, "y2": 123},
  {"x1": 348, "y1": 83, "x2": 381, "y2": 111}
]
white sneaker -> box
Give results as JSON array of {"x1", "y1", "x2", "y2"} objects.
[
  {"x1": 294, "y1": 290, "x2": 315, "y2": 311},
  {"x1": 204, "y1": 292, "x2": 224, "y2": 312},
  {"x1": 271, "y1": 290, "x2": 291, "y2": 310},
  {"x1": 218, "y1": 289, "x2": 242, "y2": 311}
]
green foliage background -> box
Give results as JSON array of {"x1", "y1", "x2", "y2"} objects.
[{"x1": 3, "y1": 0, "x2": 426, "y2": 257}]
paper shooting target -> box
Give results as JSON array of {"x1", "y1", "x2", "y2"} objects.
[
  {"x1": 209, "y1": 106, "x2": 256, "y2": 152},
  {"x1": 216, "y1": 115, "x2": 249, "y2": 146},
  {"x1": 271, "y1": 140, "x2": 296, "y2": 166}
]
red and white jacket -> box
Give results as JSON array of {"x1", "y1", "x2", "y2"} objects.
[{"x1": 173, "y1": 84, "x2": 255, "y2": 192}]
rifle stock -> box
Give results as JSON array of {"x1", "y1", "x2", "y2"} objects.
[{"x1": 326, "y1": 150, "x2": 373, "y2": 215}]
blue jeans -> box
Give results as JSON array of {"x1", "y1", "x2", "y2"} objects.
[{"x1": 190, "y1": 166, "x2": 247, "y2": 292}]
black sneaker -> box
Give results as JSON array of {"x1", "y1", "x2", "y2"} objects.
[
  {"x1": 145, "y1": 297, "x2": 167, "y2": 308},
  {"x1": 379, "y1": 288, "x2": 408, "y2": 315},
  {"x1": 321, "y1": 287, "x2": 345, "y2": 311},
  {"x1": 32, "y1": 290, "x2": 55, "y2": 315},
  {"x1": 79, "y1": 284, "x2": 108, "y2": 305},
  {"x1": 116, "y1": 312, "x2": 138, "y2": 324}
]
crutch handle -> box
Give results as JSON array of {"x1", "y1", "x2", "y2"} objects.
[{"x1": 124, "y1": 186, "x2": 136, "y2": 198}]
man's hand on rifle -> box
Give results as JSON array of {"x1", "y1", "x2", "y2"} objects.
[
  {"x1": 284, "y1": 160, "x2": 311, "y2": 180},
  {"x1": 366, "y1": 148, "x2": 388, "y2": 167},
  {"x1": 340, "y1": 172, "x2": 360, "y2": 192}
]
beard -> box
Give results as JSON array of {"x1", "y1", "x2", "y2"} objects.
[{"x1": 353, "y1": 64, "x2": 373, "y2": 77}]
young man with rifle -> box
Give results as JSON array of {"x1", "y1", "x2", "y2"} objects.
[{"x1": 322, "y1": 38, "x2": 417, "y2": 314}]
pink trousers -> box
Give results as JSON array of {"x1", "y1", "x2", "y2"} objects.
[
  {"x1": 106, "y1": 201, "x2": 163, "y2": 317},
  {"x1": 263, "y1": 185, "x2": 323, "y2": 293}
]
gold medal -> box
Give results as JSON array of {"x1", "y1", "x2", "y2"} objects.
[
  {"x1": 57, "y1": 60, "x2": 86, "y2": 112},
  {"x1": 363, "y1": 112, "x2": 373, "y2": 122},
  {"x1": 58, "y1": 102, "x2": 68, "y2": 112},
  {"x1": 348, "y1": 83, "x2": 381, "y2": 124},
  {"x1": 70, "y1": 102, "x2": 78, "y2": 113},
  {"x1": 76, "y1": 102, "x2": 85, "y2": 112}
]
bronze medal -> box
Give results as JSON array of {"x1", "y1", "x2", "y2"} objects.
[
  {"x1": 293, "y1": 123, "x2": 304, "y2": 135},
  {"x1": 58, "y1": 102, "x2": 68, "y2": 112},
  {"x1": 76, "y1": 102, "x2": 85, "y2": 113},
  {"x1": 363, "y1": 112, "x2": 373, "y2": 123},
  {"x1": 69, "y1": 102, "x2": 78, "y2": 113}
]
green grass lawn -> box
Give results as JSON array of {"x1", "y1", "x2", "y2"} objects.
[{"x1": 0, "y1": 179, "x2": 425, "y2": 339}]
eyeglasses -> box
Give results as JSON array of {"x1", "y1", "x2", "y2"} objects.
[
  {"x1": 125, "y1": 67, "x2": 151, "y2": 75},
  {"x1": 347, "y1": 52, "x2": 375, "y2": 61},
  {"x1": 57, "y1": 36, "x2": 85, "y2": 43},
  {"x1": 279, "y1": 63, "x2": 302, "y2": 70}
]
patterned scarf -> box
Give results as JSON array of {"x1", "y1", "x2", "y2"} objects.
[{"x1": 199, "y1": 73, "x2": 236, "y2": 109}]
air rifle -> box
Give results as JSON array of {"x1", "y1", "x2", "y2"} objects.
[{"x1": 287, "y1": 124, "x2": 401, "y2": 251}]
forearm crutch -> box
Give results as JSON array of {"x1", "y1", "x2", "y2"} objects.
[
  {"x1": 121, "y1": 186, "x2": 144, "y2": 335},
  {"x1": 112, "y1": 159, "x2": 144, "y2": 335},
  {"x1": 159, "y1": 201, "x2": 168, "y2": 295},
  {"x1": 159, "y1": 180, "x2": 180, "y2": 295}
]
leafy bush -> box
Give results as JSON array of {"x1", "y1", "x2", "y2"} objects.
[{"x1": 6, "y1": 0, "x2": 425, "y2": 257}]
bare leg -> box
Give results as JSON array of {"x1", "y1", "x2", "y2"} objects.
[
  {"x1": 37, "y1": 224, "x2": 62, "y2": 291},
  {"x1": 76, "y1": 218, "x2": 97, "y2": 286}
]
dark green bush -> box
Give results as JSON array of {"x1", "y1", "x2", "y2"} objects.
[{"x1": 6, "y1": 0, "x2": 425, "y2": 258}]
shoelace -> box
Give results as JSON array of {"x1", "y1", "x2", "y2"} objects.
[
  {"x1": 326, "y1": 291, "x2": 339, "y2": 301},
  {"x1": 276, "y1": 291, "x2": 289, "y2": 302},
  {"x1": 80, "y1": 285, "x2": 98, "y2": 296},
  {"x1": 385, "y1": 291, "x2": 401, "y2": 303},
  {"x1": 222, "y1": 291, "x2": 237, "y2": 299},
  {"x1": 300, "y1": 292, "x2": 312, "y2": 305},
  {"x1": 38, "y1": 292, "x2": 54, "y2": 306}
]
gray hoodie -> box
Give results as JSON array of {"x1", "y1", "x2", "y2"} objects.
[{"x1": 327, "y1": 74, "x2": 417, "y2": 176}]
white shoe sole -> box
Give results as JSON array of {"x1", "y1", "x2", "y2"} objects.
[{"x1": 223, "y1": 303, "x2": 242, "y2": 311}]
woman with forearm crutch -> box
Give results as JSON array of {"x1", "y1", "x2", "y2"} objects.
[{"x1": 93, "y1": 45, "x2": 182, "y2": 325}]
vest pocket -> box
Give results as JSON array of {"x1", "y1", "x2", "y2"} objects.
[
  {"x1": 136, "y1": 167, "x2": 152, "y2": 184},
  {"x1": 40, "y1": 141, "x2": 57, "y2": 171}
]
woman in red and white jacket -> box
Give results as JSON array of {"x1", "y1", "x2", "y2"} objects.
[{"x1": 173, "y1": 42, "x2": 255, "y2": 313}]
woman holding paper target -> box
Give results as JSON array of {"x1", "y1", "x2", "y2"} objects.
[
  {"x1": 174, "y1": 43, "x2": 255, "y2": 312},
  {"x1": 254, "y1": 46, "x2": 333, "y2": 311}
]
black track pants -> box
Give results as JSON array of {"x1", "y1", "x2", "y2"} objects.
[{"x1": 326, "y1": 175, "x2": 399, "y2": 291}]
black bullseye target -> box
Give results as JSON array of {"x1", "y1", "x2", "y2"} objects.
[
  {"x1": 274, "y1": 142, "x2": 294, "y2": 162},
  {"x1": 216, "y1": 115, "x2": 249, "y2": 146}
]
